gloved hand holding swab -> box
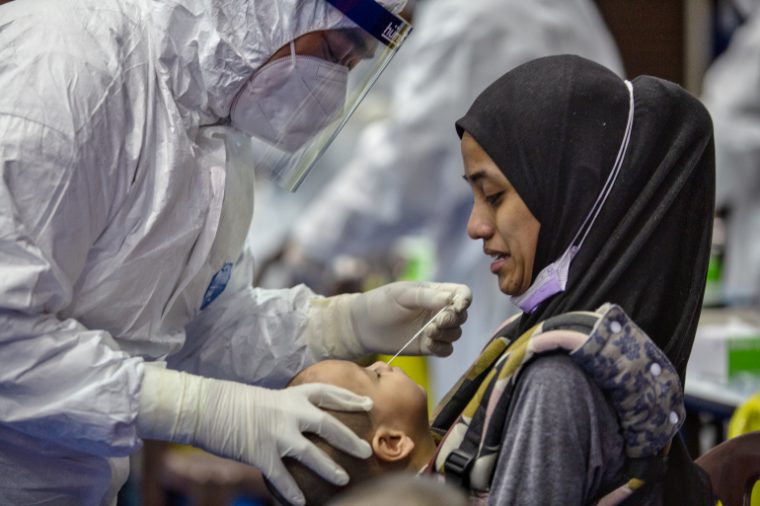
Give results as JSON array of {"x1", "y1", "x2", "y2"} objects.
[{"x1": 387, "y1": 307, "x2": 448, "y2": 365}]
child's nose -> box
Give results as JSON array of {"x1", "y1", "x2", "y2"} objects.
[{"x1": 372, "y1": 361, "x2": 392, "y2": 372}]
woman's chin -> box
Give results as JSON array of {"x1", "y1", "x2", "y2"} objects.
[
  {"x1": 498, "y1": 271, "x2": 529, "y2": 297},
  {"x1": 498, "y1": 276, "x2": 516, "y2": 296}
]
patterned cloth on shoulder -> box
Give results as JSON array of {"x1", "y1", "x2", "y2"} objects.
[{"x1": 428, "y1": 303, "x2": 684, "y2": 505}]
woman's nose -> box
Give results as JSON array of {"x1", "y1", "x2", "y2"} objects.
[{"x1": 467, "y1": 204, "x2": 494, "y2": 240}]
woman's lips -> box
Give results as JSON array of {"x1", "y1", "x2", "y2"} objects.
[{"x1": 490, "y1": 255, "x2": 508, "y2": 273}]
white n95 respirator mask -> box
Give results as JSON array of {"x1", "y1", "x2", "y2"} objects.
[
  {"x1": 230, "y1": 43, "x2": 348, "y2": 153},
  {"x1": 225, "y1": 0, "x2": 413, "y2": 191}
]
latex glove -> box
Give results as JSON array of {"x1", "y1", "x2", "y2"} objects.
[
  {"x1": 137, "y1": 364, "x2": 373, "y2": 506},
  {"x1": 306, "y1": 281, "x2": 471, "y2": 359}
]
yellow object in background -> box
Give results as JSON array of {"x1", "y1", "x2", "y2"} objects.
[
  {"x1": 727, "y1": 393, "x2": 760, "y2": 506},
  {"x1": 373, "y1": 236, "x2": 438, "y2": 415},
  {"x1": 728, "y1": 393, "x2": 760, "y2": 438}
]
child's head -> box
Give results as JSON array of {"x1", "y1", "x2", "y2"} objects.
[{"x1": 283, "y1": 360, "x2": 436, "y2": 505}]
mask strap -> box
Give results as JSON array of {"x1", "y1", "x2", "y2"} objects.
[
  {"x1": 289, "y1": 41, "x2": 297, "y2": 66},
  {"x1": 568, "y1": 80, "x2": 635, "y2": 252}
]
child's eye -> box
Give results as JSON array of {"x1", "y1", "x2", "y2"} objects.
[{"x1": 486, "y1": 191, "x2": 504, "y2": 206}]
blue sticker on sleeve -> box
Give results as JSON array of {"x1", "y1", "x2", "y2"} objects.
[{"x1": 201, "y1": 262, "x2": 233, "y2": 310}]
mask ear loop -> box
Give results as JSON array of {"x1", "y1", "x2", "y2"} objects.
[
  {"x1": 289, "y1": 40, "x2": 297, "y2": 67},
  {"x1": 568, "y1": 80, "x2": 635, "y2": 253}
]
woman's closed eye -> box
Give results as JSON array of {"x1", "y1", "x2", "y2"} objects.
[{"x1": 486, "y1": 191, "x2": 505, "y2": 206}]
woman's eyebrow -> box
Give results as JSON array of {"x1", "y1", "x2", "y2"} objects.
[{"x1": 463, "y1": 170, "x2": 487, "y2": 184}]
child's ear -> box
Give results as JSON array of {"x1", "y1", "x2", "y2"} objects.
[{"x1": 371, "y1": 425, "x2": 416, "y2": 462}]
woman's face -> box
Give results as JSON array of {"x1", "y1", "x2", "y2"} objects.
[{"x1": 462, "y1": 132, "x2": 540, "y2": 296}]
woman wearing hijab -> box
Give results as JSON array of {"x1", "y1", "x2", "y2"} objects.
[{"x1": 454, "y1": 55, "x2": 715, "y2": 504}]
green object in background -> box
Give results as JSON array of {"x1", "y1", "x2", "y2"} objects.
[
  {"x1": 703, "y1": 253, "x2": 724, "y2": 307},
  {"x1": 707, "y1": 254, "x2": 722, "y2": 282},
  {"x1": 397, "y1": 236, "x2": 436, "y2": 283},
  {"x1": 727, "y1": 337, "x2": 760, "y2": 377}
]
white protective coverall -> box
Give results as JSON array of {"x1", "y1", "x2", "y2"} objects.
[
  {"x1": 0, "y1": 0, "x2": 471, "y2": 504},
  {"x1": 291, "y1": 0, "x2": 624, "y2": 397},
  {"x1": 702, "y1": 1, "x2": 760, "y2": 304}
]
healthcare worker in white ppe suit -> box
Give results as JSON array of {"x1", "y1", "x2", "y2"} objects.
[
  {"x1": 288, "y1": 0, "x2": 623, "y2": 397},
  {"x1": 702, "y1": 0, "x2": 760, "y2": 306},
  {"x1": 0, "y1": 0, "x2": 471, "y2": 505}
]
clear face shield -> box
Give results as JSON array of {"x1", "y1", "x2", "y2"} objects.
[{"x1": 230, "y1": 0, "x2": 412, "y2": 191}]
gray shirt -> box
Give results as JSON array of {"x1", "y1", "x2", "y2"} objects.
[{"x1": 489, "y1": 354, "x2": 626, "y2": 505}]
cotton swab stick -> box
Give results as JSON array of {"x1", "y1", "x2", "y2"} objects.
[{"x1": 386, "y1": 307, "x2": 448, "y2": 365}]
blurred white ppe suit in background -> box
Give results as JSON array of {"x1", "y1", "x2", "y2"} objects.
[
  {"x1": 733, "y1": 0, "x2": 760, "y2": 18},
  {"x1": 291, "y1": 0, "x2": 624, "y2": 397},
  {"x1": 702, "y1": 4, "x2": 760, "y2": 305},
  {"x1": 0, "y1": 0, "x2": 472, "y2": 504}
]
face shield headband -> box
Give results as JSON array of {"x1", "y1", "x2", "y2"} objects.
[
  {"x1": 239, "y1": 0, "x2": 412, "y2": 191},
  {"x1": 511, "y1": 80, "x2": 635, "y2": 313}
]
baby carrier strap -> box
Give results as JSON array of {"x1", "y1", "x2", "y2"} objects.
[{"x1": 429, "y1": 304, "x2": 686, "y2": 505}]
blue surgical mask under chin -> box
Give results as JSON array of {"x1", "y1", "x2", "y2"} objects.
[{"x1": 511, "y1": 80, "x2": 635, "y2": 314}]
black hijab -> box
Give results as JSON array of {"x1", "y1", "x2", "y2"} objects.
[{"x1": 456, "y1": 55, "x2": 715, "y2": 382}]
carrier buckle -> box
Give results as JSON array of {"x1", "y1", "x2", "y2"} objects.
[{"x1": 444, "y1": 448, "x2": 475, "y2": 488}]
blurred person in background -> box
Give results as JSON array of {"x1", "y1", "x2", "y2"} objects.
[{"x1": 701, "y1": 0, "x2": 760, "y2": 307}]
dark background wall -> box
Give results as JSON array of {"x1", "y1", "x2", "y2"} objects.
[{"x1": 595, "y1": 0, "x2": 686, "y2": 85}]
